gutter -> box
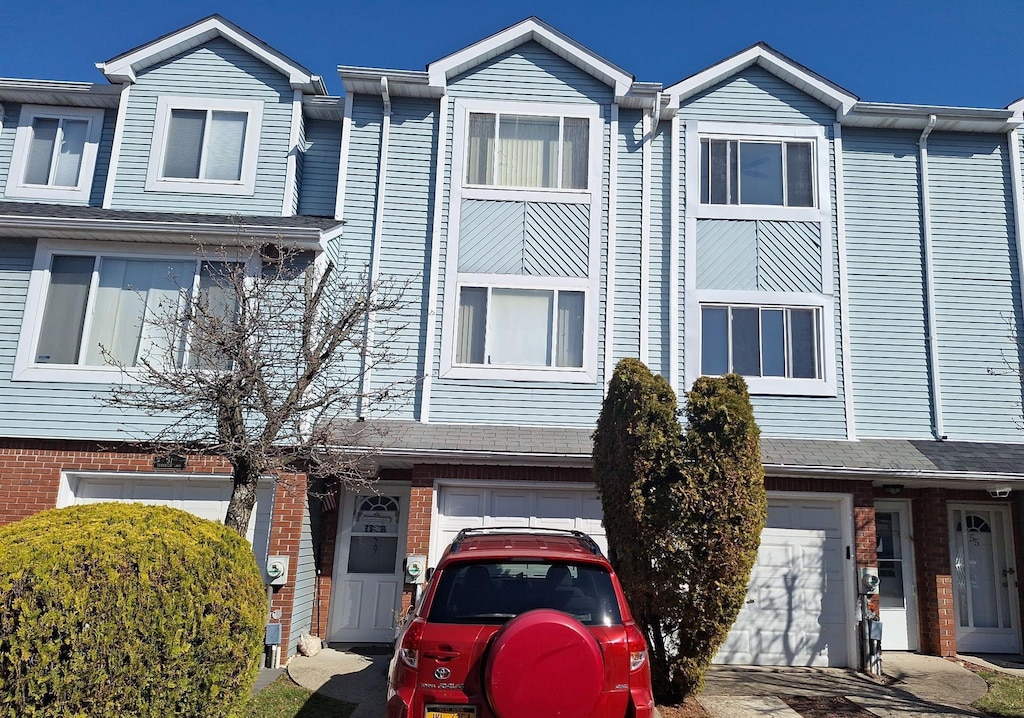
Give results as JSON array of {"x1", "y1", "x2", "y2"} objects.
[{"x1": 918, "y1": 115, "x2": 946, "y2": 440}]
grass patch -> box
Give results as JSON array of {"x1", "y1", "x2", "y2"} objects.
[
  {"x1": 973, "y1": 670, "x2": 1024, "y2": 717},
  {"x1": 245, "y1": 676, "x2": 357, "y2": 718}
]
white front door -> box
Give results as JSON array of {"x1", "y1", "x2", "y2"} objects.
[
  {"x1": 328, "y1": 486, "x2": 410, "y2": 643},
  {"x1": 949, "y1": 504, "x2": 1020, "y2": 653},
  {"x1": 875, "y1": 501, "x2": 918, "y2": 651}
]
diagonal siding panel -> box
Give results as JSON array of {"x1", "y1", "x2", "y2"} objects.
[
  {"x1": 524, "y1": 203, "x2": 589, "y2": 277},
  {"x1": 458, "y1": 199, "x2": 526, "y2": 274},
  {"x1": 757, "y1": 221, "x2": 822, "y2": 292},
  {"x1": 696, "y1": 220, "x2": 757, "y2": 290}
]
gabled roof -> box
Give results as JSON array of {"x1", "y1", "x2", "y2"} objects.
[
  {"x1": 664, "y1": 42, "x2": 858, "y2": 115},
  {"x1": 96, "y1": 15, "x2": 326, "y2": 94},
  {"x1": 426, "y1": 17, "x2": 633, "y2": 100}
]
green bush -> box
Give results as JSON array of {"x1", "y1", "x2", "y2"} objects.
[{"x1": 0, "y1": 503, "x2": 266, "y2": 717}]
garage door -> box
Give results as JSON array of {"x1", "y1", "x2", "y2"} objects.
[
  {"x1": 64, "y1": 473, "x2": 273, "y2": 571},
  {"x1": 432, "y1": 483, "x2": 606, "y2": 562},
  {"x1": 715, "y1": 495, "x2": 852, "y2": 667}
]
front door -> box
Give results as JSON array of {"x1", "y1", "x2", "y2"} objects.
[
  {"x1": 875, "y1": 501, "x2": 917, "y2": 650},
  {"x1": 327, "y1": 486, "x2": 409, "y2": 643},
  {"x1": 949, "y1": 504, "x2": 1020, "y2": 653}
]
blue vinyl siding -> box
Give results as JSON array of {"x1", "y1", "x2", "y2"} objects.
[
  {"x1": 613, "y1": 109, "x2": 643, "y2": 363},
  {"x1": 0, "y1": 103, "x2": 114, "y2": 207},
  {"x1": 648, "y1": 123, "x2": 671, "y2": 378},
  {"x1": 369, "y1": 97, "x2": 437, "y2": 419},
  {"x1": 679, "y1": 66, "x2": 835, "y2": 125},
  {"x1": 927, "y1": 133, "x2": 1023, "y2": 440},
  {"x1": 291, "y1": 115, "x2": 304, "y2": 216},
  {"x1": 843, "y1": 129, "x2": 932, "y2": 437},
  {"x1": 109, "y1": 37, "x2": 294, "y2": 215},
  {"x1": 298, "y1": 118, "x2": 341, "y2": 217},
  {"x1": 288, "y1": 498, "x2": 315, "y2": 656},
  {"x1": 447, "y1": 41, "x2": 612, "y2": 105},
  {"x1": 697, "y1": 220, "x2": 758, "y2": 290}
]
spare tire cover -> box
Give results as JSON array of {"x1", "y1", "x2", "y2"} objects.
[{"x1": 485, "y1": 609, "x2": 604, "y2": 718}]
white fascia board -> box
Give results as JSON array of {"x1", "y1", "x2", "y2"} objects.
[
  {"x1": 665, "y1": 44, "x2": 857, "y2": 114},
  {"x1": 426, "y1": 17, "x2": 632, "y2": 98},
  {"x1": 0, "y1": 79, "x2": 122, "y2": 108},
  {"x1": 98, "y1": 17, "x2": 325, "y2": 94},
  {"x1": 0, "y1": 215, "x2": 325, "y2": 249}
]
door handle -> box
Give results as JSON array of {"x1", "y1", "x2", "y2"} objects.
[{"x1": 423, "y1": 650, "x2": 461, "y2": 661}]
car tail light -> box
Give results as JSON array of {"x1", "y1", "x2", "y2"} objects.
[
  {"x1": 625, "y1": 623, "x2": 647, "y2": 672},
  {"x1": 399, "y1": 618, "x2": 426, "y2": 669}
]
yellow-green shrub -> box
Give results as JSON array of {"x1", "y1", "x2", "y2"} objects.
[{"x1": 0, "y1": 503, "x2": 266, "y2": 717}]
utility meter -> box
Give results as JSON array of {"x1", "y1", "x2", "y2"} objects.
[
  {"x1": 266, "y1": 556, "x2": 290, "y2": 586},
  {"x1": 860, "y1": 567, "x2": 880, "y2": 595},
  {"x1": 405, "y1": 555, "x2": 427, "y2": 584}
]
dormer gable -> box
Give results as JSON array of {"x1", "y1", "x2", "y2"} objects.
[
  {"x1": 96, "y1": 15, "x2": 326, "y2": 95},
  {"x1": 665, "y1": 42, "x2": 858, "y2": 116},
  {"x1": 427, "y1": 17, "x2": 633, "y2": 101}
]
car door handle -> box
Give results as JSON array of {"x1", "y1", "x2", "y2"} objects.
[{"x1": 423, "y1": 650, "x2": 461, "y2": 661}]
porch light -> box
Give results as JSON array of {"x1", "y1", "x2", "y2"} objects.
[
  {"x1": 988, "y1": 488, "x2": 1011, "y2": 498},
  {"x1": 882, "y1": 484, "x2": 903, "y2": 496}
]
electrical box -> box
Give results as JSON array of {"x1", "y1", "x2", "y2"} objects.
[
  {"x1": 860, "y1": 567, "x2": 880, "y2": 595},
  {"x1": 405, "y1": 555, "x2": 427, "y2": 584},
  {"x1": 265, "y1": 622, "x2": 282, "y2": 646},
  {"x1": 266, "y1": 556, "x2": 289, "y2": 586}
]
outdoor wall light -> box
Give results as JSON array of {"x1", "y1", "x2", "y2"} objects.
[
  {"x1": 988, "y1": 488, "x2": 1012, "y2": 499},
  {"x1": 882, "y1": 484, "x2": 904, "y2": 496}
]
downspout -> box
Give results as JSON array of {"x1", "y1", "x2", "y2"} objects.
[
  {"x1": 359, "y1": 76, "x2": 391, "y2": 418},
  {"x1": 918, "y1": 114, "x2": 946, "y2": 440},
  {"x1": 639, "y1": 100, "x2": 653, "y2": 364}
]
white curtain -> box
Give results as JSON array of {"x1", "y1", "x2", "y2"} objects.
[
  {"x1": 52, "y1": 119, "x2": 87, "y2": 187},
  {"x1": 561, "y1": 118, "x2": 589, "y2": 190},
  {"x1": 86, "y1": 259, "x2": 195, "y2": 367},
  {"x1": 25, "y1": 118, "x2": 58, "y2": 185},
  {"x1": 205, "y1": 111, "x2": 247, "y2": 181},
  {"x1": 497, "y1": 115, "x2": 558, "y2": 188},
  {"x1": 163, "y1": 110, "x2": 205, "y2": 179},
  {"x1": 465, "y1": 113, "x2": 495, "y2": 185},
  {"x1": 489, "y1": 289, "x2": 552, "y2": 365}
]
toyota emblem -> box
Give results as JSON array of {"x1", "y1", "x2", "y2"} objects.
[{"x1": 434, "y1": 667, "x2": 451, "y2": 680}]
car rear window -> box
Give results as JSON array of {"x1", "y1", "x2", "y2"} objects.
[{"x1": 427, "y1": 561, "x2": 623, "y2": 626}]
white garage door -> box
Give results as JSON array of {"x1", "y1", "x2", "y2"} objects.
[
  {"x1": 432, "y1": 483, "x2": 606, "y2": 562},
  {"x1": 715, "y1": 495, "x2": 852, "y2": 667},
  {"x1": 64, "y1": 473, "x2": 273, "y2": 571}
]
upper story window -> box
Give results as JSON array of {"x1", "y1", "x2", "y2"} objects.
[
  {"x1": 701, "y1": 304, "x2": 822, "y2": 380},
  {"x1": 700, "y1": 137, "x2": 814, "y2": 207},
  {"x1": 456, "y1": 285, "x2": 585, "y2": 369},
  {"x1": 4, "y1": 105, "x2": 105, "y2": 203},
  {"x1": 465, "y1": 112, "x2": 590, "y2": 190},
  {"x1": 146, "y1": 96, "x2": 263, "y2": 196},
  {"x1": 14, "y1": 241, "x2": 245, "y2": 384}
]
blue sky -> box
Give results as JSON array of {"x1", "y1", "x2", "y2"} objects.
[{"x1": 2, "y1": 0, "x2": 1023, "y2": 108}]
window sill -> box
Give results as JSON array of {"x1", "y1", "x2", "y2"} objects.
[
  {"x1": 441, "y1": 364, "x2": 596, "y2": 384},
  {"x1": 144, "y1": 177, "x2": 256, "y2": 196},
  {"x1": 461, "y1": 185, "x2": 591, "y2": 205},
  {"x1": 12, "y1": 363, "x2": 137, "y2": 385},
  {"x1": 696, "y1": 204, "x2": 821, "y2": 222},
  {"x1": 4, "y1": 182, "x2": 92, "y2": 203}
]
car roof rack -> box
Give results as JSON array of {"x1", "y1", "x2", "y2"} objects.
[{"x1": 450, "y1": 526, "x2": 603, "y2": 556}]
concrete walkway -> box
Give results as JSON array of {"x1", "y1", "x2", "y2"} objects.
[{"x1": 287, "y1": 647, "x2": 994, "y2": 717}]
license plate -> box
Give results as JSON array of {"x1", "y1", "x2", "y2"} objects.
[{"x1": 425, "y1": 705, "x2": 476, "y2": 718}]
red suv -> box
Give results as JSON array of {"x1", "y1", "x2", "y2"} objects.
[{"x1": 387, "y1": 527, "x2": 655, "y2": 718}]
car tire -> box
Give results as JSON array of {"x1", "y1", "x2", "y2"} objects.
[{"x1": 484, "y1": 609, "x2": 604, "y2": 718}]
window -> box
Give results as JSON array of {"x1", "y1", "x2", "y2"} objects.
[
  {"x1": 4, "y1": 105, "x2": 105, "y2": 202},
  {"x1": 700, "y1": 138, "x2": 814, "y2": 207},
  {"x1": 147, "y1": 97, "x2": 263, "y2": 195},
  {"x1": 16, "y1": 242, "x2": 245, "y2": 383},
  {"x1": 456, "y1": 286, "x2": 584, "y2": 369},
  {"x1": 465, "y1": 112, "x2": 589, "y2": 190},
  {"x1": 701, "y1": 304, "x2": 821, "y2": 379}
]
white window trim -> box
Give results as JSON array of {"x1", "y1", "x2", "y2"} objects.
[
  {"x1": 694, "y1": 122, "x2": 828, "y2": 222},
  {"x1": 145, "y1": 96, "x2": 263, "y2": 196},
  {"x1": 442, "y1": 99, "x2": 604, "y2": 385},
  {"x1": 13, "y1": 239, "x2": 258, "y2": 384},
  {"x1": 691, "y1": 290, "x2": 837, "y2": 397},
  {"x1": 440, "y1": 273, "x2": 598, "y2": 383},
  {"x1": 4, "y1": 105, "x2": 105, "y2": 202}
]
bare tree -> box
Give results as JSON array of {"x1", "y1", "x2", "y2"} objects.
[{"x1": 101, "y1": 240, "x2": 410, "y2": 535}]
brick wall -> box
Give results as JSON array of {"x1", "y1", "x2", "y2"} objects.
[{"x1": 910, "y1": 488, "x2": 954, "y2": 656}]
